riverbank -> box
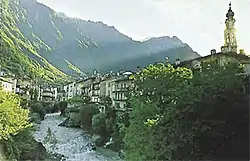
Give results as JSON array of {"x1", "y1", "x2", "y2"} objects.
[{"x1": 58, "y1": 100, "x2": 127, "y2": 157}]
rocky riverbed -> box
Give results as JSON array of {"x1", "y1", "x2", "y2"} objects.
[{"x1": 33, "y1": 112, "x2": 123, "y2": 161}]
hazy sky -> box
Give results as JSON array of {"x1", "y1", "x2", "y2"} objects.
[{"x1": 37, "y1": 0, "x2": 250, "y2": 56}]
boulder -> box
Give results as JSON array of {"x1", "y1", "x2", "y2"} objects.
[
  {"x1": 63, "y1": 103, "x2": 82, "y2": 117},
  {"x1": 119, "y1": 149, "x2": 125, "y2": 159},
  {"x1": 58, "y1": 112, "x2": 81, "y2": 127},
  {"x1": 30, "y1": 112, "x2": 41, "y2": 123},
  {"x1": 91, "y1": 134, "x2": 104, "y2": 146}
]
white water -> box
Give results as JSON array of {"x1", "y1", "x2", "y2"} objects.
[{"x1": 33, "y1": 112, "x2": 123, "y2": 161}]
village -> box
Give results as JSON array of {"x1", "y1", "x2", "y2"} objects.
[
  {"x1": 0, "y1": 2, "x2": 250, "y2": 160},
  {"x1": 1, "y1": 44, "x2": 250, "y2": 114}
]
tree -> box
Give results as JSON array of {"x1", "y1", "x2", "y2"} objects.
[
  {"x1": 80, "y1": 104, "x2": 100, "y2": 129},
  {"x1": 124, "y1": 61, "x2": 249, "y2": 160},
  {"x1": 100, "y1": 95, "x2": 112, "y2": 107},
  {"x1": 0, "y1": 89, "x2": 32, "y2": 140}
]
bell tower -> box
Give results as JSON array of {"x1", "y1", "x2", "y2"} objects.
[{"x1": 221, "y1": 2, "x2": 237, "y2": 53}]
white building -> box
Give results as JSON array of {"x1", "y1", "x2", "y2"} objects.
[
  {"x1": 75, "y1": 79, "x2": 85, "y2": 96},
  {"x1": 100, "y1": 75, "x2": 117, "y2": 100},
  {"x1": 111, "y1": 72, "x2": 133, "y2": 111},
  {"x1": 67, "y1": 81, "x2": 76, "y2": 99},
  {"x1": 0, "y1": 77, "x2": 14, "y2": 93}
]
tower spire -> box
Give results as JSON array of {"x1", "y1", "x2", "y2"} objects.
[{"x1": 221, "y1": 2, "x2": 237, "y2": 53}]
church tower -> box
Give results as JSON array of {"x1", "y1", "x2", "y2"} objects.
[{"x1": 221, "y1": 3, "x2": 237, "y2": 53}]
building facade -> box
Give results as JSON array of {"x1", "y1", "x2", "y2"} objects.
[
  {"x1": 40, "y1": 87, "x2": 57, "y2": 101},
  {"x1": 111, "y1": 72, "x2": 133, "y2": 111},
  {"x1": 0, "y1": 77, "x2": 15, "y2": 93}
]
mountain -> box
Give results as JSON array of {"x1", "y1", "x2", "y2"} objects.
[
  {"x1": 5, "y1": 0, "x2": 200, "y2": 76},
  {"x1": 100, "y1": 46, "x2": 198, "y2": 73},
  {"x1": 0, "y1": 0, "x2": 67, "y2": 83}
]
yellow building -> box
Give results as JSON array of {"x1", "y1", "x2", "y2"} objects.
[{"x1": 221, "y1": 3, "x2": 237, "y2": 53}]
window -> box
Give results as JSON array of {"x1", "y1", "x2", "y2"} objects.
[
  {"x1": 116, "y1": 103, "x2": 120, "y2": 108},
  {"x1": 108, "y1": 82, "x2": 111, "y2": 87}
]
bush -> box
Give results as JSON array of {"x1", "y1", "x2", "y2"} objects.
[
  {"x1": 124, "y1": 62, "x2": 249, "y2": 161},
  {"x1": 80, "y1": 104, "x2": 100, "y2": 129},
  {"x1": 0, "y1": 89, "x2": 32, "y2": 140},
  {"x1": 100, "y1": 96, "x2": 112, "y2": 107},
  {"x1": 29, "y1": 102, "x2": 46, "y2": 120},
  {"x1": 2, "y1": 127, "x2": 46, "y2": 160},
  {"x1": 92, "y1": 113, "x2": 108, "y2": 137},
  {"x1": 59, "y1": 101, "x2": 67, "y2": 115},
  {"x1": 51, "y1": 102, "x2": 60, "y2": 113}
]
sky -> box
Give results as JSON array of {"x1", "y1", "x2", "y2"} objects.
[{"x1": 37, "y1": 0, "x2": 250, "y2": 56}]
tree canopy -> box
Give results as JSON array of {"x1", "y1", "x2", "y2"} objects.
[
  {"x1": 124, "y1": 61, "x2": 249, "y2": 161},
  {"x1": 0, "y1": 89, "x2": 32, "y2": 140}
]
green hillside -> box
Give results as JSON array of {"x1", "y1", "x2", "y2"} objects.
[{"x1": 0, "y1": 0, "x2": 68, "y2": 83}]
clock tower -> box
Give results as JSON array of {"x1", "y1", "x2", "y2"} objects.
[{"x1": 221, "y1": 3, "x2": 237, "y2": 53}]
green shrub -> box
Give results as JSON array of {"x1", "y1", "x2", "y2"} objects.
[
  {"x1": 29, "y1": 102, "x2": 46, "y2": 120},
  {"x1": 41, "y1": 101, "x2": 53, "y2": 113},
  {"x1": 80, "y1": 104, "x2": 99, "y2": 129},
  {"x1": 59, "y1": 101, "x2": 67, "y2": 115},
  {"x1": 0, "y1": 89, "x2": 32, "y2": 140},
  {"x1": 51, "y1": 102, "x2": 60, "y2": 113},
  {"x1": 100, "y1": 96, "x2": 112, "y2": 107},
  {"x1": 92, "y1": 113, "x2": 108, "y2": 137},
  {"x1": 2, "y1": 127, "x2": 43, "y2": 160},
  {"x1": 124, "y1": 62, "x2": 249, "y2": 161}
]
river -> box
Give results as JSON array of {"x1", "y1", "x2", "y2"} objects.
[{"x1": 33, "y1": 112, "x2": 123, "y2": 161}]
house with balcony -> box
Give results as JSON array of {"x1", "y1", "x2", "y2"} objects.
[
  {"x1": 0, "y1": 71, "x2": 17, "y2": 93},
  {"x1": 81, "y1": 75, "x2": 102, "y2": 103},
  {"x1": 40, "y1": 87, "x2": 57, "y2": 101},
  {"x1": 100, "y1": 75, "x2": 115, "y2": 99},
  {"x1": 82, "y1": 76, "x2": 96, "y2": 99},
  {"x1": 67, "y1": 81, "x2": 76, "y2": 99},
  {"x1": 75, "y1": 79, "x2": 85, "y2": 96},
  {"x1": 57, "y1": 86, "x2": 67, "y2": 101},
  {"x1": 111, "y1": 72, "x2": 133, "y2": 111},
  {"x1": 91, "y1": 80, "x2": 101, "y2": 103},
  {"x1": 0, "y1": 77, "x2": 15, "y2": 93},
  {"x1": 16, "y1": 79, "x2": 32, "y2": 101}
]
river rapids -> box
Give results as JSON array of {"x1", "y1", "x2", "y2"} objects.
[{"x1": 33, "y1": 112, "x2": 123, "y2": 161}]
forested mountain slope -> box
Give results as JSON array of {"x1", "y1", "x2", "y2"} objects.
[
  {"x1": 0, "y1": 0, "x2": 68, "y2": 83},
  {"x1": 10, "y1": 0, "x2": 200, "y2": 75}
]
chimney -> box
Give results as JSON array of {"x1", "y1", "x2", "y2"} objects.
[
  {"x1": 210, "y1": 49, "x2": 216, "y2": 55},
  {"x1": 93, "y1": 70, "x2": 97, "y2": 75},
  {"x1": 175, "y1": 59, "x2": 180, "y2": 65},
  {"x1": 116, "y1": 72, "x2": 120, "y2": 77},
  {"x1": 221, "y1": 46, "x2": 225, "y2": 53},
  {"x1": 165, "y1": 56, "x2": 170, "y2": 63},
  {"x1": 239, "y1": 49, "x2": 245, "y2": 54}
]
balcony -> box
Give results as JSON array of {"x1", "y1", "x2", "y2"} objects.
[
  {"x1": 113, "y1": 97, "x2": 127, "y2": 101},
  {"x1": 42, "y1": 92, "x2": 54, "y2": 98}
]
